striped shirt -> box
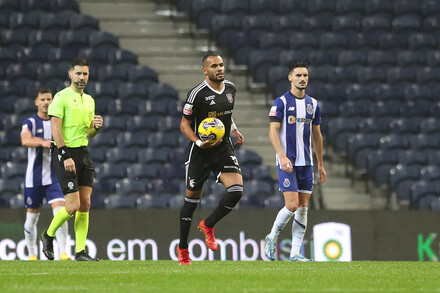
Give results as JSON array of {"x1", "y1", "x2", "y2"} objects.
[
  {"x1": 269, "y1": 91, "x2": 321, "y2": 166},
  {"x1": 21, "y1": 114, "x2": 59, "y2": 187}
]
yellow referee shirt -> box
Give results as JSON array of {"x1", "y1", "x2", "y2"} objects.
[{"x1": 48, "y1": 87, "x2": 95, "y2": 147}]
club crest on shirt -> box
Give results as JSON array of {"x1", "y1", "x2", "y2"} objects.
[
  {"x1": 226, "y1": 93, "x2": 233, "y2": 103},
  {"x1": 283, "y1": 178, "x2": 290, "y2": 187},
  {"x1": 307, "y1": 104, "x2": 313, "y2": 115}
]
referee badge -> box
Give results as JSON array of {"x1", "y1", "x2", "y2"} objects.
[
  {"x1": 283, "y1": 178, "x2": 290, "y2": 188},
  {"x1": 226, "y1": 93, "x2": 233, "y2": 103}
]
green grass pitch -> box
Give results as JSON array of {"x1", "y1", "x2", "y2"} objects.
[{"x1": 1, "y1": 261, "x2": 439, "y2": 292}]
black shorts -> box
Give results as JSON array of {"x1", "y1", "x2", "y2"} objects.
[
  {"x1": 185, "y1": 140, "x2": 241, "y2": 191},
  {"x1": 52, "y1": 146, "x2": 95, "y2": 195}
]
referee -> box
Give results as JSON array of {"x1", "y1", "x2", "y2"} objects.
[
  {"x1": 40, "y1": 58, "x2": 103, "y2": 261},
  {"x1": 177, "y1": 52, "x2": 245, "y2": 265}
]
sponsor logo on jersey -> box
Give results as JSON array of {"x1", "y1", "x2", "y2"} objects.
[
  {"x1": 208, "y1": 111, "x2": 217, "y2": 117},
  {"x1": 296, "y1": 117, "x2": 312, "y2": 124},
  {"x1": 269, "y1": 106, "x2": 277, "y2": 116},
  {"x1": 307, "y1": 104, "x2": 313, "y2": 115},
  {"x1": 68, "y1": 182, "x2": 74, "y2": 190},
  {"x1": 183, "y1": 103, "x2": 193, "y2": 115},
  {"x1": 210, "y1": 100, "x2": 216, "y2": 105},
  {"x1": 189, "y1": 179, "x2": 196, "y2": 188},
  {"x1": 37, "y1": 128, "x2": 43, "y2": 133},
  {"x1": 226, "y1": 93, "x2": 233, "y2": 103},
  {"x1": 288, "y1": 116, "x2": 295, "y2": 124},
  {"x1": 288, "y1": 107, "x2": 295, "y2": 111},
  {"x1": 210, "y1": 110, "x2": 232, "y2": 117},
  {"x1": 283, "y1": 178, "x2": 290, "y2": 187},
  {"x1": 205, "y1": 95, "x2": 215, "y2": 101}
]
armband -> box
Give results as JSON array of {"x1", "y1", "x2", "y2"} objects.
[{"x1": 58, "y1": 146, "x2": 71, "y2": 162}]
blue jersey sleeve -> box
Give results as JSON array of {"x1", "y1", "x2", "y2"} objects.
[
  {"x1": 21, "y1": 118, "x2": 33, "y2": 135},
  {"x1": 313, "y1": 101, "x2": 321, "y2": 125},
  {"x1": 269, "y1": 98, "x2": 284, "y2": 120}
]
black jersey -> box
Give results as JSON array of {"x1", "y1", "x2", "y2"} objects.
[{"x1": 183, "y1": 80, "x2": 236, "y2": 141}]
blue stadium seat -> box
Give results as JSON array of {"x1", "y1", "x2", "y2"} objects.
[
  {"x1": 357, "y1": 67, "x2": 386, "y2": 84},
  {"x1": 116, "y1": 131, "x2": 149, "y2": 148},
  {"x1": 358, "y1": 117, "x2": 391, "y2": 134},
  {"x1": 259, "y1": 33, "x2": 290, "y2": 52},
  {"x1": 190, "y1": 0, "x2": 220, "y2": 29},
  {"x1": 366, "y1": 150, "x2": 398, "y2": 180},
  {"x1": 264, "y1": 195, "x2": 285, "y2": 209},
  {"x1": 339, "y1": 100, "x2": 372, "y2": 117},
  {"x1": 332, "y1": 16, "x2": 361, "y2": 33},
  {"x1": 426, "y1": 51, "x2": 440, "y2": 67},
  {"x1": 1, "y1": 29, "x2": 28, "y2": 48},
  {"x1": 70, "y1": 14, "x2": 99, "y2": 32},
  {"x1": 362, "y1": 15, "x2": 391, "y2": 33},
  {"x1": 147, "y1": 179, "x2": 180, "y2": 195},
  {"x1": 137, "y1": 194, "x2": 169, "y2": 209},
  {"x1": 168, "y1": 194, "x2": 184, "y2": 209},
  {"x1": 389, "y1": 119, "x2": 420, "y2": 135},
  {"x1": 278, "y1": 0, "x2": 307, "y2": 13},
  {"x1": 396, "y1": 51, "x2": 426, "y2": 67},
  {"x1": 127, "y1": 163, "x2": 160, "y2": 180},
  {"x1": 239, "y1": 195, "x2": 266, "y2": 209},
  {"x1": 271, "y1": 13, "x2": 304, "y2": 33},
  {"x1": 0, "y1": 178, "x2": 23, "y2": 196},
  {"x1": 379, "y1": 33, "x2": 409, "y2": 50},
  {"x1": 421, "y1": 1, "x2": 440, "y2": 16},
  {"x1": 410, "y1": 134, "x2": 440, "y2": 151},
  {"x1": 148, "y1": 83, "x2": 178, "y2": 100},
  {"x1": 392, "y1": 15, "x2": 421, "y2": 33},
  {"x1": 138, "y1": 148, "x2": 169, "y2": 164},
  {"x1": 88, "y1": 31, "x2": 118, "y2": 49},
  {"x1": 20, "y1": 0, "x2": 51, "y2": 12},
  {"x1": 416, "y1": 68, "x2": 440, "y2": 85},
  {"x1": 157, "y1": 116, "x2": 181, "y2": 133},
  {"x1": 104, "y1": 194, "x2": 137, "y2": 209},
  {"x1": 235, "y1": 149, "x2": 262, "y2": 166},
  {"x1": 106, "y1": 148, "x2": 137, "y2": 164},
  {"x1": 367, "y1": 51, "x2": 396, "y2": 67},
  {"x1": 288, "y1": 32, "x2": 319, "y2": 50},
  {"x1": 10, "y1": 148, "x2": 26, "y2": 164},
  {"x1": 241, "y1": 15, "x2": 272, "y2": 34},
  {"x1": 14, "y1": 98, "x2": 35, "y2": 115},
  {"x1": 389, "y1": 164, "x2": 422, "y2": 191},
  {"x1": 408, "y1": 33, "x2": 437, "y2": 51},
  {"x1": 420, "y1": 166, "x2": 440, "y2": 182},
  {"x1": 9, "y1": 11, "x2": 41, "y2": 30},
  {"x1": 115, "y1": 178, "x2": 146, "y2": 196},
  {"x1": 118, "y1": 82, "x2": 148, "y2": 100},
  {"x1": 50, "y1": 0, "x2": 79, "y2": 13},
  {"x1": 6, "y1": 64, "x2": 35, "y2": 82},
  {"x1": 393, "y1": 0, "x2": 421, "y2": 15},
  {"x1": 252, "y1": 165, "x2": 272, "y2": 181},
  {"x1": 249, "y1": 0, "x2": 279, "y2": 14},
  {"x1": 95, "y1": 162, "x2": 127, "y2": 180},
  {"x1": 138, "y1": 100, "x2": 169, "y2": 117},
  {"x1": 220, "y1": 0, "x2": 249, "y2": 15},
  {"x1": 58, "y1": 30, "x2": 89, "y2": 48},
  {"x1": 158, "y1": 163, "x2": 184, "y2": 180},
  {"x1": 335, "y1": 0, "x2": 364, "y2": 15},
  {"x1": 320, "y1": 33, "x2": 349, "y2": 50},
  {"x1": 127, "y1": 66, "x2": 158, "y2": 83},
  {"x1": 107, "y1": 98, "x2": 141, "y2": 116},
  {"x1": 0, "y1": 48, "x2": 17, "y2": 66},
  {"x1": 79, "y1": 47, "x2": 115, "y2": 65},
  {"x1": 126, "y1": 115, "x2": 159, "y2": 132},
  {"x1": 0, "y1": 0, "x2": 20, "y2": 12},
  {"x1": 108, "y1": 49, "x2": 137, "y2": 65},
  {"x1": 410, "y1": 180, "x2": 439, "y2": 208},
  {"x1": 399, "y1": 101, "x2": 431, "y2": 117},
  {"x1": 244, "y1": 180, "x2": 273, "y2": 197},
  {"x1": 347, "y1": 133, "x2": 380, "y2": 166},
  {"x1": 338, "y1": 51, "x2": 368, "y2": 66},
  {"x1": 397, "y1": 150, "x2": 427, "y2": 166},
  {"x1": 378, "y1": 134, "x2": 409, "y2": 151},
  {"x1": 248, "y1": 50, "x2": 279, "y2": 83},
  {"x1": 200, "y1": 194, "x2": 220, "y2": 210},
  {"x1": 16, "y1": 47, "x2": 48, "y2": 65},
  {"x1": 97, "y1": 65, "x2": 129, "y2": 83},
  {"x1": 419, "y1": 195, "x2": 440, "y2": 211},
  {"x1": 39, "y1": 12, "x2": 70, "y2": 33},
  {"x1": 420, "y1": 118, "x2": 440, "y2": 135},
  {"x1": 308, "y1": 0, "x2": 335, "y2": 14},
  {"x1": 1, "y1": 162, "x2": 26, "y2": 179},
  {"x1": 423, "y1": 16, "x2": 440, "y2": 32},
  {"x1": 240, "y1": 166, "x2": 253, "y2": 180}
]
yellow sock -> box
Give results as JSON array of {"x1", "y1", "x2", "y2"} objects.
[
  {"x1": 47, "y1": 207, "x2": 72, "y2": 237},
  {"x1": 74, "y1": 212, "x2": 89, "y2": 253}
]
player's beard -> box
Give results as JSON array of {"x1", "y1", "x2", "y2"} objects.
[
  {"x1": 208, "y1": 72, "x2": 224, "y2": 83},
  {"x1": 73, "y1": 80, "x2": 87, "y2": 90}
]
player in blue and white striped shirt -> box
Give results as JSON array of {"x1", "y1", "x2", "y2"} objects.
[
  {"x1": 21, "y1": 86, "x2": 70, "y2": 261},
  {"x1": 265, "y1": 61, "x2": 326, "y2": 262}
]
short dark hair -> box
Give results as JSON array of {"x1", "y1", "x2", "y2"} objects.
[
  {"x1": 70, "y1": 57, "x2": 90, "y2": 69},
  {"x1": 202, "y1": 51, "x2": 220, "y2": 65},
  {"x1": 35, "y1": 86, "x2": 52, "y2": 98},
  {"x1": 288, "y1": 61, "x2": 308, "y2": 73}
]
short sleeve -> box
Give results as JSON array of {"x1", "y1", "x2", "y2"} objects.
[
  {"x1": 21, "y1": 118, "x2": 32, "y2": 135},
  {"x1": 313, "y1": 101, "x2": 321, "y2": 125},
  {"x1": 268, "y1": 97, "x2": 284, "y2": 120},
  {"x1": 48, "y1": 93, "x2": 64, "y2": 118}
]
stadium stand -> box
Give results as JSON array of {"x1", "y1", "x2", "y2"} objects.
[{"x1": 169, "y1": 0, "x2": 440, "y2": 210}]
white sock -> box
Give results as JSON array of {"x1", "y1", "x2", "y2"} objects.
[
  {"x1": 268, "y1": 206, "x2": 294, "y2": 241},
  {"x1": 24, "y1": 212, "x2": 40, "y2": 256},
  {"x1": 53, "y1": 206, "x2": 68, "y2": 255},
  {"x1": 290, "y1": 207, "x2": 308, "y2": 257}
]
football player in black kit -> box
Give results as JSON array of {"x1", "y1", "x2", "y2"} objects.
[{"x1": 177, "y1": 52, "x2": 245, "y2": 265}]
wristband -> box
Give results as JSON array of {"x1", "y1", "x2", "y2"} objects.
[
  {"x1": 195, "y1": 140, "x2": 202, "y2": 147},
  {"x1": 58, "y1": 146, "x2": 71, "y2": 162},
  {"x1": 94, "y1": 126, "x2": 101, "y2": 131},
  {"x1": 231, "y1": 122, "x2": 237, "y2": 132}
]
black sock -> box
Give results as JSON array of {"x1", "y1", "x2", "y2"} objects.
[
  {"x1": 179, "y1": 197, "x2": 200, "y2": 249},
  {"x1": 205, "y1": 185, "x2": 243, "y2": 228}
]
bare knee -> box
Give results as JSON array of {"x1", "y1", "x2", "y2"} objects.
[{"x1": 285, "y1": 202, "x2": 298, "y2": 212}]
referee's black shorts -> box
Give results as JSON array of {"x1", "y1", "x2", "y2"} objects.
[
  {"x1": 52, "y1": 146, "x2": 95, "y2": 195},
  {"x1": 185, "y1": 140, "x2": 241, "y2": 191}
]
